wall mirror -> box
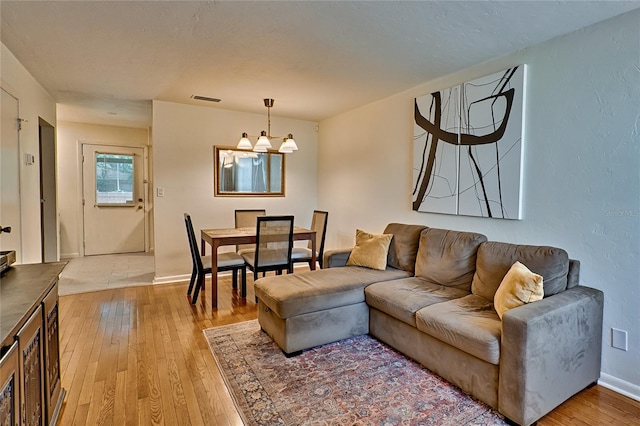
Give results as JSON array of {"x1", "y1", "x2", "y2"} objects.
[{"x1": 214, "y1": 146, "x2": 285, "y2": 196}]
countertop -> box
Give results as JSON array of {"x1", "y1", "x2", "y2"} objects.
[{"x1": 0, "y1": 262, "x2": 67, "y2": 348}]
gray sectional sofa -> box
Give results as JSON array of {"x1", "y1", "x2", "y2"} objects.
[{"x1": 254, "y1": 223, "x2": 604, "y2": 426}]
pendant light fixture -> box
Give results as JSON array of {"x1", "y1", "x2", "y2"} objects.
[{"x1": 237, "y1": 98, "x2": 298, "y2": 153}]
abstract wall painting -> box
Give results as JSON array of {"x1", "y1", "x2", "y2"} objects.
[
  {"x1": 412, "y1": 66, "x2": 526, "y2": 219},
  {"x1": 413, "y1": 85, "x2": 460, "y2": 215}
]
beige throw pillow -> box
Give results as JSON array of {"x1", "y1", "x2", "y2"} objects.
[
  {"x1": 346, "y1": 229, "x2": 393, "y2": 271},
  {"x1": 494, "y1": 261, "x2": 544, "y2": 319}
]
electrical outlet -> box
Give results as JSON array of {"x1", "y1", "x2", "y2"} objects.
[{"x1": 611, "y1": 328, "x2": 628, "y2": 351}]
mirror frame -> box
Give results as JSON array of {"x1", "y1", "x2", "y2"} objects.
[{"x1": 214, "y1": 146, "x2": 286, "y2": 197}]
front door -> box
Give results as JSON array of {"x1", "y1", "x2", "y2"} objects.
[{"x1": 82, "y1": 144, "x2": 145, "y2": 255}]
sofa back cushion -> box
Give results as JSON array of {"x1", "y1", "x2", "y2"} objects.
[
  {"x1": 414, "y1": 228, "x2": 487, "y2": 291},
  {"x1": 472, "y1": 241, "x2": 570, "y2": 301},
  {"x1": 383, "y1": 223, "x2": 428, "y2": 274},
  {"x1": 567, "y1": 259, "x2": 580, "y2": 289}
]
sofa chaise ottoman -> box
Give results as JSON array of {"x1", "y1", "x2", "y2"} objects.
[{"x1": 254, "y1": 224, "x2": 426, "y2": 355}]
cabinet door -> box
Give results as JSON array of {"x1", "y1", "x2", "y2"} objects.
[
  {"x1": 16, "y1": 305, "x2": 45, "y2": 426},
  {"x1": 42, "y1": 282, "x2": 62, "y2": 425},
  {"x1": 0, "y1": 342, "x2": 20, "y2": 426}
]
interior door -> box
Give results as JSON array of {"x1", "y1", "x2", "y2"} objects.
[
  {"x1": 82, "y1": 144, "x2": 145, "y2": 255},
  {"x1": 0, "y1": 88, "x2": 22, "y2": 262},
  {"x1": 39, "y1": 118, "x2": 58, "y2": 262}
]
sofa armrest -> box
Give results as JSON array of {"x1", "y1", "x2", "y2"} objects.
[
  {"x1": 499, "y1": 286, "x2": 603, "y2": 426},
  {"x1": 323, "y1": 249, "x2": 352, "y2": 268}
]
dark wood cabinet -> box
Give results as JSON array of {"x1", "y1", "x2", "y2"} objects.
[
  {"x1": 0, "y1": 342, "x2": 20, "y2": 426},
  {"x1": 16, "y1": 305, "x2": 45, "y2": 426},
  {"x1": 0, "y1": 263, "x2": 66, "y2": 426},
  {"x1": 42, "y1": 284, "x2": 62, "y2": 424}
]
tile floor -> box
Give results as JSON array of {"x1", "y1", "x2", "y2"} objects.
[{"x1": 58, "y1": 252, "x2": 155, "y2": 296}]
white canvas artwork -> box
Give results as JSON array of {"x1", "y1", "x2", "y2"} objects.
[
  {"x1": 412, "y1": 66, "x2": 526, "y2": 219},
  {"x1": 413, "y1": 85, "x2": 460, "y2": 215}
]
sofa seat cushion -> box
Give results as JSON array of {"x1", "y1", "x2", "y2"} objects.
[
  {"x1": 416, "y1": 294, "x2": 502, "y2": 365},
  {"x1": 365, "y1": 277, "x2": 469, "y2": 327},
  {"x1": 255, "y1": 266, "x2": 411, "y2": 319}
]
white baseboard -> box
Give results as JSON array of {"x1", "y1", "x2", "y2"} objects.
[
  {"x1": 60, "y1": 253, "x2": 80, "y2": 260},
  {"x1": 152, "y1": 274, "x2": 190, "y2": 285},
  {"x1": 599, "y1": 372, "x2": 640, "y2": 401},
  {"x1": 152, "y1": 270, "x2": 234, "y2": 285}
]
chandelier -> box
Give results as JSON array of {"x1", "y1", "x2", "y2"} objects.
[{"x1": 237, "y1": 98, "x2": 298, "y2": 153}]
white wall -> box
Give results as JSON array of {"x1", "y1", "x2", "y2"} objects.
[
  {"x1": 318, "y1": 11, "x2": 640, "y2": 397},
  {"x1": 152, "y1": 100, "x2": 318, "y2": 281},
  {"x1": 1, "y1": 43, "x2": 57, "y2": 264},
  {"x1": 56, "y1": 121, "x2": 151, "y2": 258}
]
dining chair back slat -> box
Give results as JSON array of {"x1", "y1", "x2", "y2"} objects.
[
  {"x1": 241, "y1": 215, "x2": 294, "y2": 282},
  {"x1": 308, "y1": 210, "x2": 328, "y2": 259},
  {"x1": 234, "y1": 209, "x2": 266, "y2": 253},
  {"x1": 292, "y1": 210, "x2": 328, "y2": 269}
]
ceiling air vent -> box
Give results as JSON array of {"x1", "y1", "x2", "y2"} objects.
[{"x1": 191, "y1": 95, "x2": 221, "y2": 103}]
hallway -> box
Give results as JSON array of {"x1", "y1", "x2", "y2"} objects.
[{"x1": 58, "y1": 252, "x2": 155, "y2": 296}]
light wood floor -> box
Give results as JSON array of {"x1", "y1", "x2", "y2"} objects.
[{"x1": 57, "y1": 274, "x2": 640, "y2": 425}]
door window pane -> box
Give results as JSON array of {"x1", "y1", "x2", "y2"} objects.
[{"x1": 95, "y1": 153, "x2": 134, "y2": 205}]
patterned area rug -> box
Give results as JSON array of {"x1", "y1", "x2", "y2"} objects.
[{"x1": 204, "y1": 320, "x2": 507, "y2": 426}]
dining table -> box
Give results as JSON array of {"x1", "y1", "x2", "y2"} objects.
[{"x1": 200, "y1": 226, "x2": 317, "y2": 307}]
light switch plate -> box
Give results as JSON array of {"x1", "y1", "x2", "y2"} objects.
[{"x1": 156, "y1": 187, "x2": 165, "y2": 197}]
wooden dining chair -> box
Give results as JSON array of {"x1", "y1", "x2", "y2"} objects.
[
  {"x1": 234, "y1": 209, "x2": 266, "y2": 254},
  {"x1": 184, "y1": 213, "x2": 247, "y2": 303},
  {"x1": 291, "y1": 210, "x2": 329, "y2": 269},
  {"x1": 240, "y1": 216, "x2": 294, "y2": 283}
]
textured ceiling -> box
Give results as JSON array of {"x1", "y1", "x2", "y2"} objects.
[{"x1": 1, "y1": 1, "x2": 638, "y2": 128}]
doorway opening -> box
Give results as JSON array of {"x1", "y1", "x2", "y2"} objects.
[
  {"x1": 40, "y1": 117, "x2": 57, "y2": 262},
  {"x1": 0, "y1": 88, "x2": 22, "y2": 262}
]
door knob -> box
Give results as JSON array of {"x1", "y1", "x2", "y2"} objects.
[{"x1": 0, "y1": 226, "x2": 12, "y2": 234}]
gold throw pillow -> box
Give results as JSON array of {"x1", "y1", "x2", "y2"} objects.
[
  {"x1": 494, "y1": 261, "x2": 544, "y2": 319},
  {"x1": 346, "y1": 229, "x2": 393, "y2": 271}
]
